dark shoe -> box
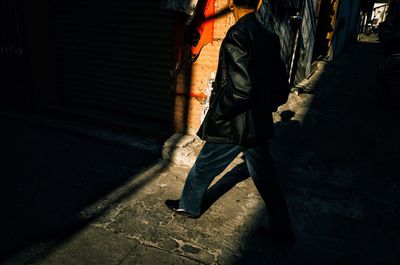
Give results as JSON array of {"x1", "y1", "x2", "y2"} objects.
[{"x1": 165, "y1": 199, "x2": 200, "y2": 219}]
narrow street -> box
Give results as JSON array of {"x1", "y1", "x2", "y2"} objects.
[{"x1": 3, "y1": 38, "x2": 400, "y2": 265}]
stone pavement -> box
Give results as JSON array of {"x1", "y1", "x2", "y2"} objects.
[{"x1": 4, "y1": 38, "x2": 400, "y2": 265}]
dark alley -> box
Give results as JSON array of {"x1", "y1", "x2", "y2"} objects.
[
  {"x1": 1, "y1": 0, "x2": 400, "y2": 264},
  {"x1": 1, "y1": 35, "x2": 399, "y2": 265}
]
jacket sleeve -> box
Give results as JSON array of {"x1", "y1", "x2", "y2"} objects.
[{"x1": 212, "y1": 29, "x2": 253, "y2": 120}]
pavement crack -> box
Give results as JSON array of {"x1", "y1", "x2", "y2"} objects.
[
  {"x1": 116, "y1": 244, "x2": 140, "y2": 265},
  {"x1": 149, "y1": 213, "x2": 176, "y2": 243}
]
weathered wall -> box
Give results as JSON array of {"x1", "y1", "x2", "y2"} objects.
[{"x1": 173, "y1": 0, "x2": 233, "y2": 135}]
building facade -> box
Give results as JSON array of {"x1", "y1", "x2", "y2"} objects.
[{"x1": 0, "y1": 0, "x2": 364, "y2": 140}]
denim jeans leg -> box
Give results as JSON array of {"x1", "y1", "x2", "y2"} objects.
[
  {"x1": 244, "y1": 146, "x2": 291, "y2": 229},
  {"x1": 179, "y1": 142, "x2": 243, "y2": 216}
]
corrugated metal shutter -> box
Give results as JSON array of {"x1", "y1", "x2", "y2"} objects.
[
  {"x1": 0, "y1": 0, "x2": 28, "y2": 107},
  {"x1": 54, "y1": 0, "x2": 173, "y2": 123}
]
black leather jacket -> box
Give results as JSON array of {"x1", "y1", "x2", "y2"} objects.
[{"x1": 197, "y1": 13, "x2": 288, "y2": 146}]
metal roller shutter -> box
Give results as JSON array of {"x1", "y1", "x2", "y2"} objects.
[
  {"x1": 54, "y1": 0, "x2": 173, "y2": 123},
  {"x1": 0, "y1": 0, "x2": 28, "y2": 107}
]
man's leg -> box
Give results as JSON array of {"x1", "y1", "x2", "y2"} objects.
[
  {"x1": 179, "y1": 142, "x2": 243, "y2": 216},
  {"x1": 243, "y1": 146, "x2": 292, "y2": 231}
]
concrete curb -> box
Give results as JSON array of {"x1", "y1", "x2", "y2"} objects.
[{"x1": 162, "y1": 133, "x2": 204, "y2": 167}]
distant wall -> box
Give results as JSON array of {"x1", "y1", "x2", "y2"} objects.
[
  {"x1": 331, "y1": 0, "x2": 360, "y2": 59},
  {"x1": 257, "y1": 0, "x2": 320, "y2": 84},
  {"x1": 295, "y1": 0, "x2": 319, "y2": 83}
]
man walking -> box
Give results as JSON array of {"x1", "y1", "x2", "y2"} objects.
[{"x1": 166, "y1": 0, "x2": 293, "y2": 240}]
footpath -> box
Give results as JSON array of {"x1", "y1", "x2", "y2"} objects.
[{"x1": 4, "y1": 37, "x2": 400, "y2": 265}]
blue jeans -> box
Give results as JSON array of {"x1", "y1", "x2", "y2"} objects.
[{"x1": 179, "y1": 142, "x2": 291, "y2": 227}]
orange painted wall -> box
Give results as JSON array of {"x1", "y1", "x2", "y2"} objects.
[{"x1": 173, "y1": 0, "x2": 234, "y2": 135}]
